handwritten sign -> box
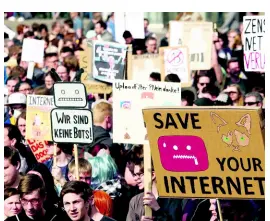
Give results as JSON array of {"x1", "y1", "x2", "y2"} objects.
[
  {"x1": 93, "y1": 41, "x2": 127, "y2": 83},
  {"x1": 79, "y1": 46, "x2": 92, "y2": 81},
  {"x1": 82, "y1": 80, "x2": 112, "y2": 94},
  {"x1": 27, "y1": 139, "x2": 51, "y2": 163},
  {"x1": 143, "y1": 107, "x2": 265, "y2": 199},
  {"x1": 26, "y1": 95, "x2": 55, "y2": 141},
  {"x1": 113, "y1": 80, "x2": 181, "y2": 144},
  {"x1": 51, "y1": 109, "x2": 93, "y2": 144},
  {"x1": 160, "y1": 46, "x2": 190, "y2": 84},
  {"x1": 127, "y1": 54, "x2": 160, "y2": 81},
  {"x1": 169, "y1": 21, "x2": 213, "y2": 70},
  {"x1": 243, "y1": 16, "x2": 265, "y2": 72}
]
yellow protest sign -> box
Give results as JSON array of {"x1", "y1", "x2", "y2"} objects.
[
  {"x1": 26, "y1": 95, "x2": 55, "y2": 141},
  {"x1": 82, "y1": 80, "x2": 112, "y2": 94},
  {"x1": 80, "y1": 46, "x2": 92, "y2": 81},
  {"x1": 143, "y1": 106, "x2": 265, "y2": 199}
]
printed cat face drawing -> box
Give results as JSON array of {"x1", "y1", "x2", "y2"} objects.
[{"x1": 210, "y1": 112, "x2": 251, "y2": 151}]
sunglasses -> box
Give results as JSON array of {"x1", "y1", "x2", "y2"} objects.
[
  {"x1": 199, "y1": 83, "x2": 210, "y2": 86},
  {"x1": 244, "y1": 102, "x2": 259, "y2": 106}
]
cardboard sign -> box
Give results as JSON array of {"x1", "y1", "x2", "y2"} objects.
[
  {"x1": 51, "y1": 109, "x2": 93, "y2": 144},
  {"x1": 81, "y1": 80, "x2": 112, "y2": 94},
  {"x1": 159, "y1": 46, "x2": 190, "y2": 84},
  {"x1": 113, "y1": 80, "x2": 181, "y2": 144},
  {"x1": 127, "y1": 54, "x2": 160, "y2": 81},
  {"x1": 169, "y1": 21, "x2": 213, "y2": 70},
  {"x1": 53, "y1": 82, "x2": 87, "y2": 108},
  {"x1": 143, "y1": 107, "x2": 265, "y2": 199},
  {"x1": 93, "y1": 41, "x2": 128, "y2": 83},
  {"x1": 27, "y1": 139, "x2": 51, "y2": 163},
  {"x1": 114, "y1": 12, "x2": 145, "y2": 44},
  {"x1": 79, "y1": 46, "x2": 92, "y2": 81},
  {"x1": 243, "y1": 16, "x2": 265, "y2": 72},
  {"x1": 21, "y1": 38, "x2": 45, "y2": 63},
  {"x1": 26, "y1": 95, "x2": 55, "y2": 141}
]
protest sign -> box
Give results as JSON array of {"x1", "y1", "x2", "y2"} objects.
[
  {"x1": 93, "y1": 41, "x2": 127, "y2": 83},
  {"x1": 169, "y1": 21, "x2": 213, "y2": 70},
  {"x1": 127, "y1": 54, "x2": 160, "y2": 81},
  {"x1": 26, "y1": 95, "x2": 55, "y2": 141},
  {"x1": 26, "y1": 139, "x2": 51, "y2": 163},
  {"x1": 113, "y1": 80, "x2": 181, "y2": 144},
  {"x1": 159, "y1": 46, "x2": 190, "y2": 85},
  {"x1": 143, "y1": 106, "x2": 265, "y2": 199},
  {"x1": 243, "y1": 16, "x2": 265, "y2": 72},
  {"x1": 82, "y1": 80, "x2": 112, "y2": 94},
  {"x1": 51, "y1": 108, "x2": 93, "y2": 144},
  {"x1": 21, "y1": 38, "x2": 45, "y2": 79},
  {"x1": 79, "y1": 46, "x2": 92, "y2": 81},
  {"x1": 53, "y1": 82, "x2": 87, "y2": 108},
  {"x1": 114, "y1": 12, "x2": 145, "y2": 44}
]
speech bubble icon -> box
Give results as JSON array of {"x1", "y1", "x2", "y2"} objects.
[{"x1": 53, "y1": 82, "x2": 87, "y2": 108}]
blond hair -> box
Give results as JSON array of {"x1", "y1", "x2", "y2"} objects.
[
  {"x1": 93, "y1": 101, "x2": 112, "y2": 124},
  {"x1": 68, "y1": 158, "x2": 92, "y2": 176}
]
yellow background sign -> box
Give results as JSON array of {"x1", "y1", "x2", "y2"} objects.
[{"x1": 143, "y1": 107, "x2": 265, "y2": 199}]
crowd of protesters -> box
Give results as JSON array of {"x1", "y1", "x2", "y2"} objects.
[{"x1": 4, "y1": 12, "x2": 265, "y2": 221}]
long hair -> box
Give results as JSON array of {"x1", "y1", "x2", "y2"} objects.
[
  {"x1": 93, "y1": 190, "x2": 113, "y2": 217},
  {"x1": 229, "y1": 84, "x2": 244, "y2": 106}
]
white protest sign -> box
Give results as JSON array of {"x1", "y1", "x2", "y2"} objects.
[
  {"x1": 51, "y1": 109, "x2": 93, "y2": 144},
  {"x1": 21, "y1": 38, "x2": 45, "y2": 80},
  {"x1": 4, "y1": 25, "x2": 16, "y2": 40},
  {"x1": 21, "y1": 38, "x2": 45, "y2": 63},
  {"x1": 243, "y1": 16, "x2": 265, "y2": 72},
  {"x1": 53, "y1": 82, "x2": 87, "y2": 108},
  {"x1": 160, "y1": 46, "x2": 190, "y2": 83},
  {"x1": 115, "y1": 12, "x2": 145, "y2": 44},
  {"x1": 169, "y1": 21, "x2": 213, "y2": 70},
  {"x1": 113, "y1": 80, "x2": 181, "y2": 145}
]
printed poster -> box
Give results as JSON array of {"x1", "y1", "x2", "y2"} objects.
[
  {"x1": 113, "y1": 80, "x2": 181, "y2": 145},
  {"x1": 26, "y1": 95, "x2": 55, "y2": 141},
  {"x1": 243, "y1": 16, "x2": 265, "y2": 72},
  {"x1": 128, "y1": 54, "x2": 160, "y2": 81},
  {"x1": 143, "y1": 107, "x2": 265, "y2": 199},
  {"x1": 169, "y1": 21, "x2": 213, "y2": 70},
  {"x1": 93, "y1": 41, "x2": 128, "y2": 83},
  {"x1": 160, "y1": 46, "x2": 190, "y2": 83}
]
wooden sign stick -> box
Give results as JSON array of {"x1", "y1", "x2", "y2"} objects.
[
  {"x1": 216, "y1": 198, "x2": 223, "y2": 221},
  {"x1": 26, "y1": 61, "x2": 35, "y2": 80},
  {"x1": 143, "y1": 143, "x2": 152, "y2": 218},
  {"x1": 53, "y1": 143, "x2": 57, "y2": 167},
  {"x1": 74, "y1": 144, "x2": 79, "y2": 180},
  {"x1": 104, "y1": 93, "x2": 107, "y2": 100}
]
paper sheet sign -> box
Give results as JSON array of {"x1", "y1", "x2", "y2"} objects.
[
  {"x1": 53, "y1": 82, "x2": 87, "y2": 108},
  {"x1": 169, "y1": 21, "x2": 213, "y2": 70},
  {"x1": 113, "y1": 80, "x2": 181, "y2": 145},
  {"x1": 143, "y1": 107, "x2": 265, "y2": 199},
  {"x1": 21, "y1": 38, "x2": 45, "y2": 63},
  {"x1": 127, "y1": 54, "x2": 160, "y2": 81},
  {"x1": 160, "y1": 46, "x2": 190, "y2": 83},
  {"x1": 26, "y1": 95, "x2": 55, "y2": 141},
  {"x1": 93, "y1": 41, "x2": 127, "y2": 83},
  {"x1": 243, "y1": 16, "x2": 265, "y2": 72},
  {"x1": 51, "y1": 108, "x2": 93, "y2": 144},
  {"x1": 27, "y1": 139, "x2": 51, "y2": 163}
]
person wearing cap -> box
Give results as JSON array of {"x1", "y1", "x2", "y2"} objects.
[{"x1": 5, "y1": 92, "x2": 27, "y2": 125}]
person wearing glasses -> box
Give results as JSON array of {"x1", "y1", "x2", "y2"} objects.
[
  {"x1": 6, "y1": 174, "x2": 63, "y2": 221},
  {"x1": 244, "y1": 92, "x2": 263, "y2": 107},
  {"x1": 15, "y1": 82, "x2": 33, "y2": 96}
]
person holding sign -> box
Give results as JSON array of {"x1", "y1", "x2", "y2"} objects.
[{"x1": 126, "y1": 156, "x2": 183, "y2": 221}]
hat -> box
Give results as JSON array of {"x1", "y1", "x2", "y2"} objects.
[{"x1": 5, "y1": 92, "x2": 27, "y2": 106}]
